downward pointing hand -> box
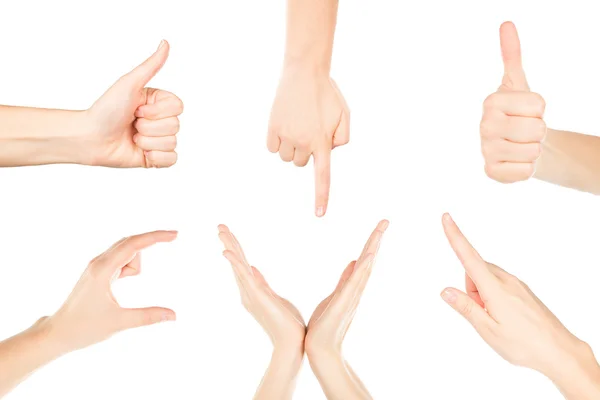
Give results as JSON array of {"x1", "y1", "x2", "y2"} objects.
[
  {"x1": 480, "y1": 22, "x2": 547, "y2": 183},
  {"x1": 85, "y1": 40, "x2": 184, "y2": 168}
]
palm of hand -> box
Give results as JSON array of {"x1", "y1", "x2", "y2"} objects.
[{"x1": 218, "y1": 225, "x2": 306, "y2": 347}]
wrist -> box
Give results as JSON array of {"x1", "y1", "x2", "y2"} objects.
[
  {"x1": 23, "y1": 317, "x2": 68, "y2": 363},
  {"x1": 282, "y1": 57, "x2": 331, "y2": 77},
  {"x1": 545, "y1": 341, "x2": 600, "y2": 399}
]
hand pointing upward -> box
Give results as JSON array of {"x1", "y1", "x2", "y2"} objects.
[
  {"x1": 480, "y1": 22, "x2": 547, "y2": 183},
  {"x1": 85, "y1": 40, "x2": 184, "y2": 168}
]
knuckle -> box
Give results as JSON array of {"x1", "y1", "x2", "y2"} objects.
[
  {"x1": 530, "y1": 92, "x2": 546, "y2": 113},
  {"x1": 530, "y1": 143, "x2": 542, "y2": 160},
  {"x1": 484, "y1": 163, "x2": 499, "y2": 181},
  {"x1": 175, "y1": 98, "x2": 184, "y2": 115},
  {"x1": 480, "y1": 142, "x2": 495, "y2": 160},
  {"x1": 479, "y1": 118, "x2": 495, "y2": 139},
  {"x1": 483, "y1": 93, "x2": 499, "y2": 110},
  {"x1": 459, "y1": 300, "x2": 473, "y2": 317},
  {"x1": 532, "y1": 119, "x2": 547, "y2": 142}
]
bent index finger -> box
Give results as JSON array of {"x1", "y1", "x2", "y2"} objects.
[
  {"x1": 442, "y1": 214, "x2": 496, "y2": 290},
  {"x1": 99, "y1": 230, "x2": 177, "y2": 274}
]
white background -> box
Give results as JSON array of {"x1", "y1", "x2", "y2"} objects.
[{"x1": 1, "y1": 0, "x2": 599, "y2": 399}]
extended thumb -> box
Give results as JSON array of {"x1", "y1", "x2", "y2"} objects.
[
  {"x1": 499, "y1": 22, "x2": 529, "y2": 91},
  {"x1": 125, "y1": 40, "x2": 170, "y2": 87},
  {"x1": 121, "y1": 306, "x2": 176, "y2": 330}
]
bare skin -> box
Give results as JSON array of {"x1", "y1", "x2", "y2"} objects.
[
  {"x1": 0, "y1": 231, "x2": 177, "y2": 398},
  {"x1": 268, "y1": 0, "x2": 350, "y2": 217},
  {"x1": 480, "y1": 22, "x2": 600, "y2": 194},
  {"x1": 441, "y1": 214, "x2": 600, "y2": 400},
  {"x1": 219, "y1": 221, "x2": 387, "y2": 399},
  {"x1": 0, "y1": 41, "x2": 183, "y2": 168}
]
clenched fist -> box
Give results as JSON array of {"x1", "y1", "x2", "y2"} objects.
[
  {"x1": 86, "y1": 40, "x2": 184, "y2": 168},
  {"x1": 480, "y1": 22, "x2": 547, "y2": 183}
]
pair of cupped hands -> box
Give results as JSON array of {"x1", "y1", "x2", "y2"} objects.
[{"x1": 36, "y1": 215, "x2": 593, "y2": 393}]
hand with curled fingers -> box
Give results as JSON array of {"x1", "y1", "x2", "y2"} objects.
[
  {"x1": 44, "y1": 230, "x2": 178, "y2": 354},
  {"x1": 268, "y1": 70, "x2": 350, "y2": 217},
  {"x1": 0, "y1": 231, "x2": 177, "y2": 398},
  {"x1": 86, "y1": 40, "x2": 183, "y2": 168},
  {"x1": 218, "y1": 225, "x2": 305, "y2": 400},
  {"x1": 305, "y1": 220, "x2": 387, "y2": 400},
  {"x1": 480, "y1": 22, "x2": 547, "y2": 183},
  {"x1": 440, "y1": 214, "x2": 600, "y2": 399}
]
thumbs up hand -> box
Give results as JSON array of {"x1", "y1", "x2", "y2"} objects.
[
  {"x1": 85, "y1": 40, "x2": 183, "y2": 168},
  {"x1": 480, "y1": 22, "x2": 547, "y2": 183}
]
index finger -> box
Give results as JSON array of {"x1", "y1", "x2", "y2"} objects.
[
  {"x1": 442, "y1": 214, "x2": 497, "y2": 290},
  {"x1": 100, "y1": 230, "x2": 178, "y2": 273},
  {"x1": 314, "y1": 147, "x2": 331, "y2": 217},
  {"x1": 358, "y1": 220, "x2": 389, "y2": 263}
]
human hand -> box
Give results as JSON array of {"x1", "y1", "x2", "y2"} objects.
[
  {"x1": 43, "y1": 230, "x2": 177, "y2": 354},
  {"x1": 440, "y1": 214, "x2": 600, "y2": 389},
  {"x1": 306, "y1": 220, "x2": 388, "y2": 356},
  {"x1": 480, "y1": 22, "x2": 547, "y2": 183},
  {"x1": 218, "y1": 225, "x2": 306, "y2": 351},
  {"x1": 84, "y1": 40, "x2": 183, "y2": 168},
  {"x1": 268, "y1": 67, "x2": 350, "y2": 217}
]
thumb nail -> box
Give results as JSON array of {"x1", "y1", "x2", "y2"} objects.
[
  {"x1": 157, "y1": 40, "x2": 166, "y2": 51},
  {"x1": 441, "y1": 289, "x2": 457, "y2": 304}
]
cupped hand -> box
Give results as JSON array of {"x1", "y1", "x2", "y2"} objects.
[
  {"x1": 440, "y1": 214, "x2": 589, "y2": 378},
  {"x1": 44, "y1": 231, "x2": 177, "y2": 354},
  {"x1": 85, "y1": 40, "x2": 184, "y2": 168},
  {"x1": 480, "y1": 22, "x2": 546, "y2": 183},
  {"x1": 218, "y1": 225, "x2": 306, "y2": 350},
  {"x1": 268, "y1": 68, "x2": 350, "y2": 217},
  {"x1": 305, "y1": 220, "x2": 388, "y2": 355}
]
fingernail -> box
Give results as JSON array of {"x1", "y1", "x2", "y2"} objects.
[
  {"x1": 132, "y1": 134, "x2": 139, "y2": 143},
  {"x1": 441, "y1": 289, "x2": 457, "y2": 304},
  {"x1": 157, "y1": 39, "x2": 166, "y2": 51},
  {"x1": 135, "y1": 108, "x2": 144, "y2": 118},
  {"x1": 316, "y1": 206, "x2": 325, "y2": 217},
  {"x1": 162, "y1": 313, "x2": 175, "y2": 322},
  {"x1": 442, "y1": 213, "x2": 453, "y2": 223}
]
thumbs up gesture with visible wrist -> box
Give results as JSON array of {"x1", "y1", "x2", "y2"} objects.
[
  {"x1": 480, "y1": 22, "x2": 547, "y2": 183},
  {"x1": 84, "y1": 40, "x2": 183, "y2": 168}
]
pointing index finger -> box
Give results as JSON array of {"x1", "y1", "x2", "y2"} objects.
[
  {"x1": 314, "y1": 147, "x2": 331, "y2": 217},
  {"x1": 442, "y1": 214, "x2": 497, "y2": 290}
]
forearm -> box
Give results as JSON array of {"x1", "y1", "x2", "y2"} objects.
[
  {"x1": 308, "y1": 350, "x2": 372, "y2": 400},
  {"x1": 0, "y1": 318, "x2": 63, "y2": 398},
  {"x1": 535, "y1": 129, "x2": 600, "y2": 194},
  {"x1": 542, "y1": 342, "x2": 600, "y2": 400},
  {"x1": 0, "y1": 106, "x2": 92, "y2": 166},
  {"x1": 285, "y1": 0, "x2": 339, "y2": 72},
  {"x1": 254, "y1": 348, "x2": 303, "y2": 400}
]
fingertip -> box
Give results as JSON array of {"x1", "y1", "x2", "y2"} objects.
[
  {"x1": 315, "y1": 205, "x2": 326, "y2": 218},
  {"x1": 440, "y1": 288, "x2": 458, "y2": 304},
  {"x1": 217, "y1": 224, "x2": 229, "y2": 233},
  {"x1": 135, "y1": 107, "x2": 145, "y2": 118},
  {"x1": 157, "y1": 39, "x2": 169, "y2": 52},
  {"x1": 500, "y1": 21, "x2": 516, "y2": 32},
  {"x1": 377, "y1": 219, "x2": 390, "y2": 232},
  {"x1": 442, "y1": 213, "x2": 453, "y2": 225},
  {"x1": 162, "y1": 309, "x2": 176, "y2": 322}
]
